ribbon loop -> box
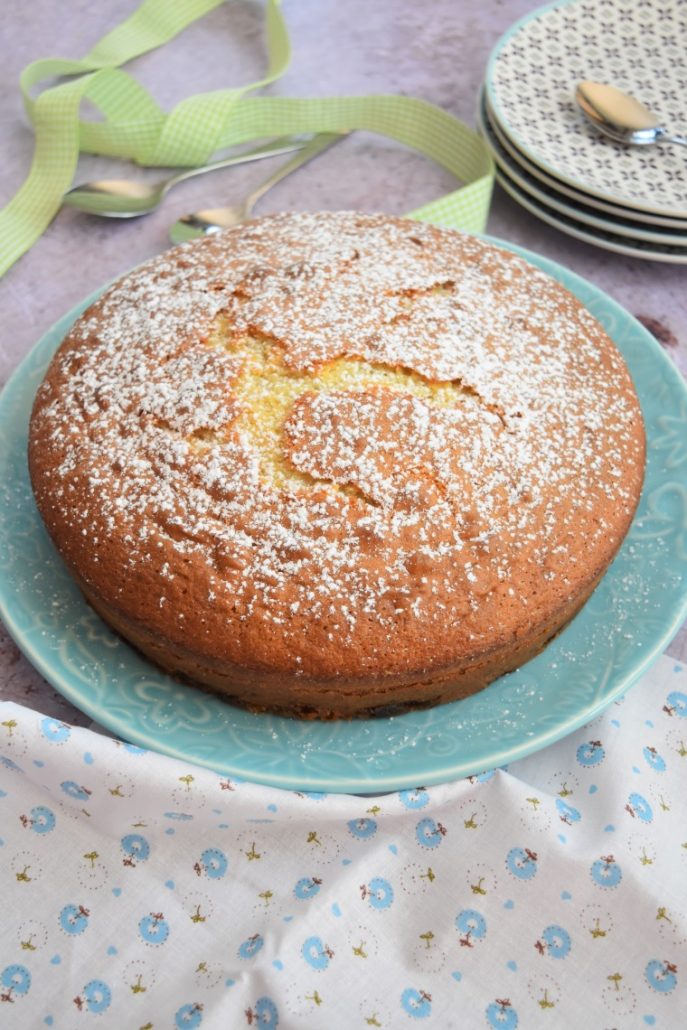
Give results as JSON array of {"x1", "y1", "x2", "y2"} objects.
[{"x1": 0, "y1": 0, "x2": 493, "y2": 278}]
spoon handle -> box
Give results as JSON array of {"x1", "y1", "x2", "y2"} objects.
[
  {"x1": 240, "y1": 132, "x2": 348, "y2": 217},
  {"x1": 164, "y1": 136, "x2": 310, "y2": 192},
  {"x1": 663, "y1": 133, "x2": 687, "y2": 148}
]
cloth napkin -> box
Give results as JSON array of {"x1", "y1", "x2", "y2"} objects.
[{"x1": 1, "y1": 654, "x2": 685, "y2": 1028}]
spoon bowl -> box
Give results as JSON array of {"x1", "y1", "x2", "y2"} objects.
[
  {"x1": 575, "y1": 81, "x2": 687, "y2": 148},
  {"x1": 169, "y1": 132, "x2": 348, "y2": 244},
  {"x1": 168, "y1": 209, "x2": 240, "y2": 244}
]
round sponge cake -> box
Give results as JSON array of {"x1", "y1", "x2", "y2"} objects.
[{"x1": 28, "y1": 212, "x2": 645, "y2": 718}]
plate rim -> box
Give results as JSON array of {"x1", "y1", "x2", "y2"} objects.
[
  {"x1": 1, "y1": 240, "x2": 686, "y2": 791},
  {"x1": 494, "y1": 165, "x2": 687, "y2": 263},
  {"x1": 484, "y1": 0, "x2": 687, "y2": 220}
]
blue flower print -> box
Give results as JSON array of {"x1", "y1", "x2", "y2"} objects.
[
  {"x1": 666, "y1": 691, "x2": 687, "y2": 717},
  {"x1": 456, "y1": 909, "x2": 487, "y2": 943},
  {"x1": 294, "y1": 877, "x2": 321, "y2": 900},
  {"x1": 40, "y1": 717, "x2": 70, "y2": 744},
  {"x1": 248, "y1": 997, "x2": 279, "y2": 1027},
  {"x1": 121, "y1": 834, "x2": 150, "y2": 863},
  {"x1": 555, "y1": 798, "x2": 581, "y2": 825},
  {"x1": 175, "y1": 1002, "x2": 204, "y2": 1028},
  {"x1": 486, "y1": 999, "x2": 518, "y2": 1028},
  {"x1": 590, "y1": 855, "x2": 622, "y2": 889},
  {"x1": 138, "y1": 912, "x2": 170, "y2": 945},
  {"x1": 60, "y1": 781, "x2": 91, "y2": 802},
  {"x1": 576, "y1": 740, "x2": 605, "y2": 766},
  {"x1": 627, "y1": 792, "x2": 653, "y2": 823},
  {"x1": 363, "y1": 877, "x2": 394, "y2": 911},
  {"x1": 302, "y1": 936, "x2": 332, "y2": 971},
  {"x1": 506, "y1": 846, "x2": 538, "y2": 880},
  {"x1": 347, "y1": 818, "x2": 377, "y2": 840},
  {"x1": 642, "y1": 746, "x2": 666, "y2": 771},
  {"x1": 83, "y1": 979, "x2": 112, "y2": 1014},
  {"x1": 28, "y1": 806, "x2": 56, "y2": 834},
  {"x1": 645, "y1": 959, "x2": 677, "y2": 993},
  {"x1": 1, "y1": 964, "x2": 31, "y2": 997},
  {"x1": 122, "y1": 742, "x2": 147, "y2": 755},
  {"x1": 238, "y1": 934, "x2": 264, "y2": 960},
  {"x1": 415, "y1": 818, "x2": 446, "y2": 849},
  {"x1": 400, "y1": 987, "x2": 432, "y2": 1018},
  {"x1": 399, "y1": 788, "x2": 429, "y2": 810},
  {"x1": 199, "y1": 848, "x2": 227, "y2": 879},
  {"x1": 59, "y1": 903, "x2": 90, "y2": 935},
  {"x1": 540, "y1": 925, "x2": 571, "y2": 958}
]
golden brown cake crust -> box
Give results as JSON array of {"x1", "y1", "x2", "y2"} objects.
[{"x1": 28, "y1": 212, "x2": 645, "y2": 718}]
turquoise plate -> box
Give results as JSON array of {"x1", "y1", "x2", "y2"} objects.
[{"x1": 1, "y1": 239, "x2": 686, "y2": 792}]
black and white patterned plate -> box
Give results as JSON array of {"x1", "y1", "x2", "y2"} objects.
[
  {"x1": 483, "y1": 92, "x2": 687, "y2": 231},
  {"x1": 477, "y1": 92, "x2": 687, "y2": 249},
  {"x1": 486, "y1": 0, "x2": 687, "y2": 218}
]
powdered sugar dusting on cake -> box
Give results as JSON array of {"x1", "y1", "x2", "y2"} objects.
[{"x1": 29, "y1": 212, "x2": 645, "y2": 682}]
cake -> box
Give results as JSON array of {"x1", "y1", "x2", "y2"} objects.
[{"x1": 28, "y1": 212, "x2": 645, "y2": 718}]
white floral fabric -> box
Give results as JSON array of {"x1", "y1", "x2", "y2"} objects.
[{"x1": 1, "y1": 654, "x2": 686, "y2": 1029}]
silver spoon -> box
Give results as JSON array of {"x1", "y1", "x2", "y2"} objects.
[
  {"x1": 169, "y1": 131, "x2": 348, "y2": 244},
  {"x1": 62, "y1": 136, "x2": 309, "y2": 218},
  {"x1": 575, "y1": 81, "x2": 687, "y2": 148}
]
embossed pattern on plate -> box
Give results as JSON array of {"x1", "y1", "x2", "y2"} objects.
[
  {"x1": 1, "y1": 240, "x2": 686, "y2": 792},
  {"x1": 486, "y1": 0, "x2": 687, "y2": 218}
]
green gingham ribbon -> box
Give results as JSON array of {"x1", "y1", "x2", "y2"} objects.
[{"x1": 0, "y1": 0, "x2": 493, "y2": 278}]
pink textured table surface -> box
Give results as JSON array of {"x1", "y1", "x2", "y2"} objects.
[{"x1": 1, "y1": 0, "x2": 685, "y2": 724}]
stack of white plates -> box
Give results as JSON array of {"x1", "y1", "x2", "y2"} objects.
[{"x1": 480, "y1": 0, "x2": 687, "y2": 263}]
